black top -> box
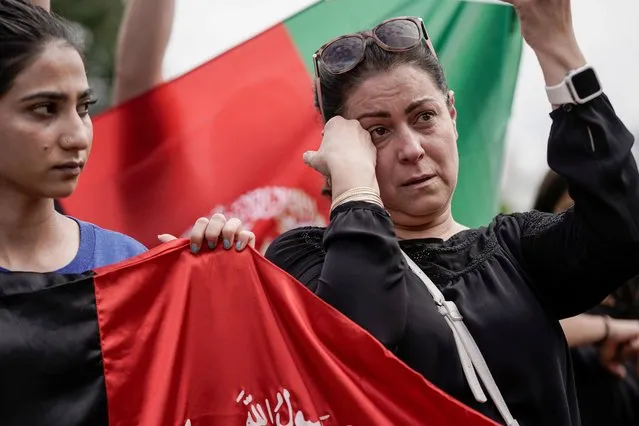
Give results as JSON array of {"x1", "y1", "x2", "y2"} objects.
[{"x1": 265, "y1": 94, "x2": 639, "y2": 426}]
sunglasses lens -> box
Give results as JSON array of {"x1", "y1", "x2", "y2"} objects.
[
  {"x1": 375, "y1": 19, "x2": 421, "y2": 49},
  {"x1": 321, "y1": 36, "x2": 365, "y2": 74}
]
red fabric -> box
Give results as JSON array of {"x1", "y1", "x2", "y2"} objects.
[
  {"x1": 94, "y1": 241, "x2": 498, "y2": 426},
  {"x1": 63, "y1": 25, "x2": 329, "y2": 250}
]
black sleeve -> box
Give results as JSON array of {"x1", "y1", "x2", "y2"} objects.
[
  {"x1": 263, "y1": 226, "x2": 326, "y2": 293},
  {"x1": 503, "y1": 94, "x2": 639, "y2": 318},
  {"x1": 266, "y1": 202, "x2": 408, "y2": 348}
]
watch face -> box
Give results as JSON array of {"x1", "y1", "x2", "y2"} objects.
[{"x1": 571, "y1": 68, "x2": 601, "y2": 99}]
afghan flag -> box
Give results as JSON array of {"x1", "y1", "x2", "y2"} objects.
[
  {"x1": 0, "y1": 242, "x2": 500, "y2": 425},
  {"x1": 62, "y1": 0, "x2": 522, "y2": 250}
]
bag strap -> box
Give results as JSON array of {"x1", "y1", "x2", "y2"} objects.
[{"x1": 401, "y1": 250, "x2": 519, "y2": 426}]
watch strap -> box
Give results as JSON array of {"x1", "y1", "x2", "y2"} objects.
[{"x1": 546, "y1": 79, "x2": 575, "y2": 105}]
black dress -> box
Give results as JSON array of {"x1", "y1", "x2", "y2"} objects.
[{"x1": 265, "y1": 94, "x2": 639, "y2": 426}]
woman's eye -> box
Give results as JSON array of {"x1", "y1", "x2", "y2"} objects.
[
  {"x1": 77, "y1": 103, "x2": 90, "y2": 117},
  {"x1": 78, "y1": 99, "x2": 97, "y2": 117},
  {"x1": 32, "y1": 103, "x2": 57, "y2": 116},
  {"x1": 370, "y1": 127, "x2": 388, "y2": 137},
  {"x1": 417, "y1": 111, "x2": 435, "y2": 122}
]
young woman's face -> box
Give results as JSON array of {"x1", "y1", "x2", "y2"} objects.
[{"x1": 0, "y1": 41, "x2": 94, "y2": 200}]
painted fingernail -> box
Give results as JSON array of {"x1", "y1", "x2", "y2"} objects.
[
  {"x1": 223, "y1": 239, "x2": 231, "y2": 250},
  {"x1": 191, "y1": 244, "x2": 200, "y2": 254},
  {"x1": 236, "y1": 241, "x2": 243, "y2": 251},
  {"x1": 208, "y1": 240, "x2": 216, "y2": 250}
]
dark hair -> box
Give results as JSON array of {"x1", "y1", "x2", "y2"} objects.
[
  {"x1": 532, "y1": 170, "x2": 569, "y2": 213},
  {"x1": 0, "y1": 0, "x2": 84, "y2": 98},
  {"x1": 315, "y1": 41, "x2": 449, "y2": 122}
]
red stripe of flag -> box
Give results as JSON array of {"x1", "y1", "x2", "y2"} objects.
[{"x1": 65, "y1": 24, "x2": 329, "y2": 248}]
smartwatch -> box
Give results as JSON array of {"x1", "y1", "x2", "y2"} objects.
[{"x1": 545, "y1": 65, "x2": 603, "y2": 105}]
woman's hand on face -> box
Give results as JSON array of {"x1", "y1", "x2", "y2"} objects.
[
  {"x1": 304, "y1": 116, "x2": 379, "y2": 198},
  {"x1": 158, "y1": 213, "x2": 256, "y2": 253}
]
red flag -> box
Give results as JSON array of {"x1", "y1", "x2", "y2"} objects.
[
  {"x1": 94, "y1": 242, "x2": 499, "y2": 425},
  {"x1": 64, "y1": 26, "x2": 329, "y2": 251}
]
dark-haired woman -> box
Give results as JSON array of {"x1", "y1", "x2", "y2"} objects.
[
  {"x1": 185, "y1": 0, "x2": 639, "y2": 424},
  {"x1": 259, "y1": 0, "x2": 639, "y2": 424},
  {"x1": 0, "y1": 0, "x2": 249, "y2": 273},
  {"x1": 0, "y1": 0, "x2": 146, "y2": 272}
]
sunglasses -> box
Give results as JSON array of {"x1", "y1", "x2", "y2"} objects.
[{"x1": 312, "y1": 16, "x2": 437, "y2": 118}]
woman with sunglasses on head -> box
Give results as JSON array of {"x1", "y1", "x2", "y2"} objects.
[{"x1": 187, "y1": 0, "x2": 639, "y2": 424}]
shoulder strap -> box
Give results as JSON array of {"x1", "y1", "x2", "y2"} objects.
[{"x1": 400, "y1": 250, "x2": 519, "y2": 426}]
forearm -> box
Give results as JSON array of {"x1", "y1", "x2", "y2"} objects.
[
  {"x1": 329, "y1": 161, "x2": 379, "y2": 201},
  {"x1": 519, "y1": 93, "x2": 639, "y2": 317},
  {"x1": 519, "y1": 0, "x2": 587, "y2": 108},
  {"x1": 113, "y1": 0, "x2": 175, "y2": 104},
  {"x1": 534, "y1": 39, "x2": 587, "y2": 89},
  {"x1": 536, "y1": 42, "x2": 587, "y2": 110},
  {"x1": 560, "y1": 314, "x2": 607, "y2": 347},
  {"x1": 319, "y1": 202, "x2": 407, "y2": 347}
]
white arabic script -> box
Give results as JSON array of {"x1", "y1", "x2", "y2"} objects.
[{"x1": 237, "y1": 388, "x2": 331, "y2": 426}]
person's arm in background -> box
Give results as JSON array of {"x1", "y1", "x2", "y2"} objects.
[
  {"x1": 113, "y1": 0, "x2": 175, "y2": 104},
  {"x1": 30, "y1": 0, "x2": 49, "y2": 11},
  {"x1": 561, "y1": 314, "x2": 639, "y2": 377},
  {"x1": 561, "y1": 314, "x2": 639, "y2": 347}
]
